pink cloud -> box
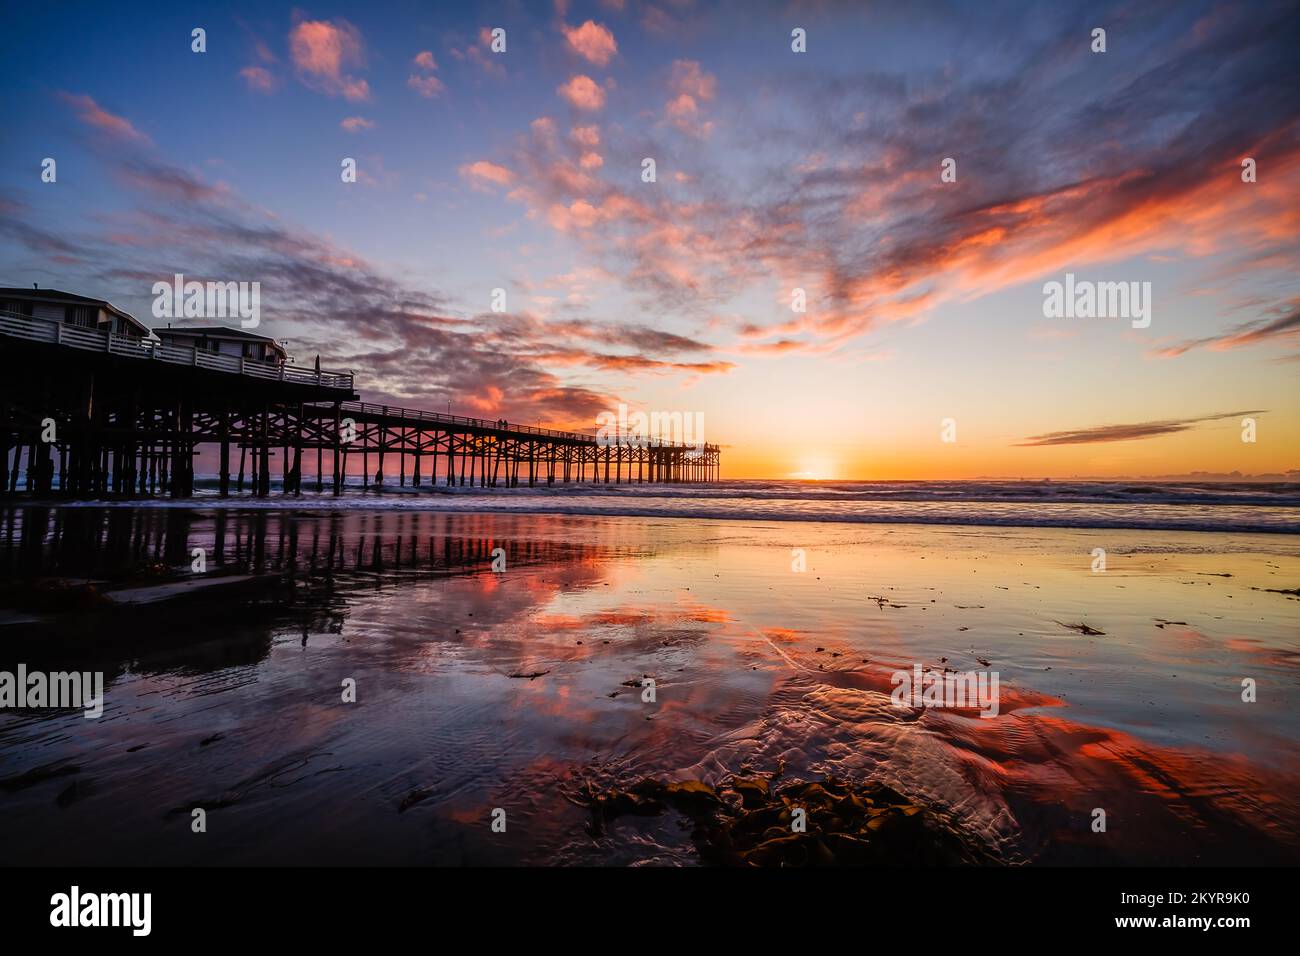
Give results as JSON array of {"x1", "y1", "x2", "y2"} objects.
[
  {"x1": 460, "y1": 160, "x2": 516, "y2": 189},
  {"x1": 531, "y1": 116, "x2": 558, "y2": 143},
  {"x1": 570, "y1": 126, "x2": 603, "y2": 168},
  {"x1": 641, "y1": 7, "x2": 669, "y2": 35},
  {"x1": 238, "y1": 66, "x2": 276, "y2": 93},
  {"x1": 570, "y1": 125, "x2": 600, "y2": 148},
  {"x1": 562, "y1": 20, "x2": 618, "y2": 67},
  {"x1": 665, "y1": 93, "x2": 713, "y2": 137},
  {"x1": 408, "y1": 47, "x2": 444, "y2": 98},
  {"x1": 59, "y1": 93, "x2": 151, "y2": 144},
  {"x1": 557, "y1": 74, "x2": 606, "y2": 111},
  {"x1": 340, "y1": 116, "x2": 375, "y2": 133},
  {"x1": 408, "y1": 74, "x2": 445, "y2": 98},
  {"x1": 669, "y1": 59, "x2": 716, "y2": 101},
  {"x1": 448, "y1": 28, "x2": 506, "y2": 78},
  {"x1": 664, "y1": 60, "x2": 716, "y2": 136},
  {"x1": 288, "y1": 17, "x2": 370, "y2": 101}
]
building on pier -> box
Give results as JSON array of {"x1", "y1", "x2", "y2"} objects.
[
  {"x1": 154, "y1": 326, "x2": 289, "y2": 365},
  {"x1": 0, "y1": 286, "x2": 150, "y2": 339}
]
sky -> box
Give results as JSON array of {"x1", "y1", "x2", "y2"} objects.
[{"x1": 0, "y1": 0, "x2": 1296, "y2": 480}]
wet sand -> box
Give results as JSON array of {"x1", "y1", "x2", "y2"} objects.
[{"x1": 1, "y1": 507, "x2": 1297, "y2": 865}]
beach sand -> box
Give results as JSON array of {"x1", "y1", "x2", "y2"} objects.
[{"x1": 1, "y1": 507, "x2": 1297, "y2": 865}]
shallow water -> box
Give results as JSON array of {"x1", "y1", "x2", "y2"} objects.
[
  {"x1": 0, "y1": 506, "x2": 1297, "y2": 865},
  {"x1": 47, "y1": 477, "x2": 1300, "y2": 533}
]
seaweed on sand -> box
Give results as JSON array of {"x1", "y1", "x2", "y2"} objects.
[
  {"x1": 574, "y1": 774, "x2": 998, "y2": 866},
  {"x1": 1056, "y1": 621, "x2": 1105, "y2": 635}
]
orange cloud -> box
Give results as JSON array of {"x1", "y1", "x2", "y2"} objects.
[
  {"x1": 557, "y1": 75, "x2": 606, "y2": 111},
  {"x1": 562, "y1": 20, "x2": 618, "y2": 67}
]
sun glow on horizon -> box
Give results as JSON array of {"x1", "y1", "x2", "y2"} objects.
[{"x1": 790, "y1": 459, "x2": 838, "y2": 481}]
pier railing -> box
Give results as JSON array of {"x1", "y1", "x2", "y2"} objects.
[
  {"x1": 330, "y1": 400, "x2": 712, "y2": 451},
  {"x1": 0, "y1": 309, "x2": 354, "y2": 390}
]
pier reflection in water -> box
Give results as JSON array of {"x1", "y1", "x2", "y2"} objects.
[
  {"x1": 1, "y1": 506, "x2": 610, "y2": 671},
  {"x1": 0, "y1": 506, "x2": 1297, "y2": 866}
]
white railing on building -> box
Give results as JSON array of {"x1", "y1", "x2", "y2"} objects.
[{"x1": 0, "y1": 310, "x2": 354, "y2": 391}]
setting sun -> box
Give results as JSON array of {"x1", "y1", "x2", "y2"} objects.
[{"x1": 791, "y1": 459, "x2": 838, "y2": 481}]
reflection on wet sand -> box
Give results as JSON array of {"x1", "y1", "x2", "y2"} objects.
[{"x1": 0, "y1": 507, "x2": 1297, "y2": 865}]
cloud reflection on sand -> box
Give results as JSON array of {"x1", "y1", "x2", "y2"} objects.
[{"x1": 0, "y1": 507, "x2": 1296, "y2": 865}]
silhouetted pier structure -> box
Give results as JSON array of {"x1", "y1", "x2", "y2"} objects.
[{"x1": 0, "y1": 307, "x2": 720, "y2": 499}]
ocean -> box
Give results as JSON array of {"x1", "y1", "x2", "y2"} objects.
[{"x1": 53, "y1": 477, "x2": 1300, "y2": 534}]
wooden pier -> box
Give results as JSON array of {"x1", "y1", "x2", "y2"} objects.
[{"x1": 0, "y1": 308, "x2": 720, "y2": 498}]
